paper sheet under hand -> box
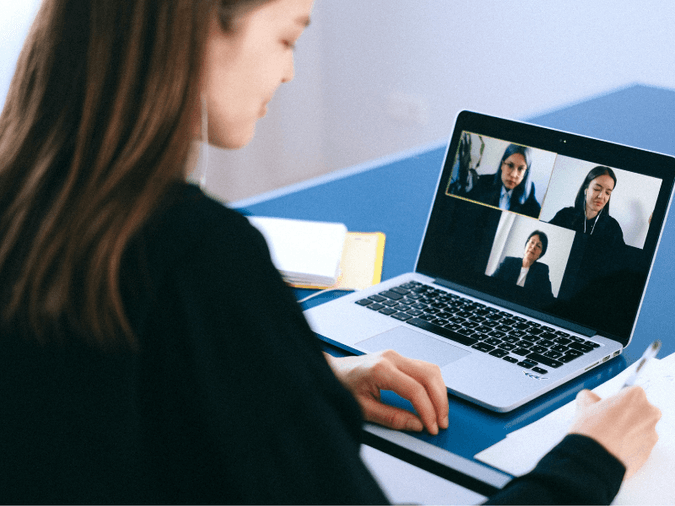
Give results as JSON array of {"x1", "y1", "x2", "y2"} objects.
[{"x1": 475, "y1": 353, "x2": 675, "y2": 505}]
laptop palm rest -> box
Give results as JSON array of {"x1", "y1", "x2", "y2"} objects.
[{"x1": 358, "y1": 327, "x2": 470, "y2": 367}]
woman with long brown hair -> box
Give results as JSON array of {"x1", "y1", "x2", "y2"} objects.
[
  {"x1": 0, "y1": 1, "x2": 448, "y2": 502},
  {"x1": 0, "y1": 0, "x2": 660, "y2": 503}
]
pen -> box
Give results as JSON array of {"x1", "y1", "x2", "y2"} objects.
[{"x1": 622, "y1": 340, "x2": 661, "y2": 388}]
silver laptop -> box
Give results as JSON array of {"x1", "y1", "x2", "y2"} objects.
[{"x1": 304, "y1": 110, "x2": 675, "y2": 412}]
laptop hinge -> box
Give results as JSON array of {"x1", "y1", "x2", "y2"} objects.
[{"x1": 433, "y1": 278, "x2": 596, "y2": 338}]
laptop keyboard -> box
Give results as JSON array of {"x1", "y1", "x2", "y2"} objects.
[{"x1": 355, "y1": 281, "x2": 600, "y2": 375}]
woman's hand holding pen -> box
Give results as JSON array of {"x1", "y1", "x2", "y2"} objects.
[
  {"x1": 569, "y1": 386, "x2": 661, "y2": 480},
  {"x1": 324, "y1": 350, "x2": 449, "y2": 435}
]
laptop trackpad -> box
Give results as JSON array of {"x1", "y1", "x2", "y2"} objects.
[{"x1": 357, "y1": 326, "x2": 470, "y2": 368}]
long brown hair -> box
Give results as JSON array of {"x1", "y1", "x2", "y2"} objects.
[{"x1": 0, "y1": 0, "x2": 269, "y2": 349}]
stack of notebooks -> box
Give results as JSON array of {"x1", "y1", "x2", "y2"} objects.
[{"x1": 248, "y1": 216, "x2": 385, "y2": 290}]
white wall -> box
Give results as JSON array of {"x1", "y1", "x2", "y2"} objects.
[
  {"x1": 0, "y1": 0, "x2": 41, "y2": 108},
  {"x1": 316, "y1": 0, "x2": 675, "y2": 180},
  {"x1": 4, "y1": 1, "x2": 675, "y2": 203}
]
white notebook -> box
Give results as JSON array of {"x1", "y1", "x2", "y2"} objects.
[{"x1": 248, "y1": 216, "x2": 347, "y2": 287}]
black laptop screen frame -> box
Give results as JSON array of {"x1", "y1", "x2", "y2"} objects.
[{"x1": 416, "y1": 111, "x2": 675, "y2": 347}]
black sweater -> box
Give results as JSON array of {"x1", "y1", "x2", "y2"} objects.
[{"x1": 0, "y1": 183, "x2": 624, "y2": 503}]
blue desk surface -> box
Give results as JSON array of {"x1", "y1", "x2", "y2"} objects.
[{"x1": 236, "y1": 84, "x2": 675, "y2": 463}]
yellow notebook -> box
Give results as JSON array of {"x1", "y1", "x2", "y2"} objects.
[{"x1": 292, "y1": 232, "x2": 386, "y2": 291}]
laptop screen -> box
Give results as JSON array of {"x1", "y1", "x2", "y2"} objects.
[{"x1": 417, "y1": 111, "x2": 675, "y2": 347}]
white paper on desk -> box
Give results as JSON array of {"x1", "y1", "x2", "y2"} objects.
[
  {"x1": 475, "y1": 354, "x2": 675, "y2": 504},
  {"x1": 614, "y1": 353, "x2": 675, "y2": 505}
]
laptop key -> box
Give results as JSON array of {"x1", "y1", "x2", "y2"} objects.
[
  {"x1": 407, "y1": 318, "x2": 478, "y2": 346},
  {"x1": 564, "y1": 349, "x2": 584, "y2": 358},
  {"x1": 380, "y1": 290, "x2": 403, "y2": 300},
  {"x1": 390, "y1": 286, "x2": 411, "y2": 295},
  {"x1": 472, "y1": 342, "x2": 495, "y2": 353},
  {"x1": 356, "y1": 299, "x2": 372, "y2": 306},
  {"x1": 489, "y1": 349, "x2": 509, "y2": 358},
  {"x1": 569, "y1": 342, "x2": 594, "y2": 353},
  {"x1": 392, "y1": 312, "x2": 412, "y2": 321},
  {"x1": 526, "y1": 352, "x2": 563, "y2": 368},
  {"x1": 517, "y1": 360, "x2": 536, "y2": 369}
]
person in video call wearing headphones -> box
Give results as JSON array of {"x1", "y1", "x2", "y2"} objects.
[
  {"x1": 467, "y1": 143, "x2": 542, "y2": 218},
  {"x1": 493, "y1": 231, "x2": 554, "y2": 300},
  {"x1": 0, "y1": 0, "x2": 660, "y2": 503},
  {"x1": 549, "y1": 165, "x2": 625, "y2": 246}
]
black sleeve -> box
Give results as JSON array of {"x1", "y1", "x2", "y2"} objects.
[
  {"x1": 548, "y1": 212, "x2": 564, "y2": 227},
  {"x1": 492, "y1": 261, "x2": 506, "y2": 280},
  {"x1": 521, "y1": 183, "x2": 541, "y2": 218},
  {"x1": 493, "y1": 257, "x2": 515, "y2": 281},
  {"x1": 153, "y1": 200, "x2": 389, "y2": 504},
  {"x1": 536, "y1": 263, "x2": 554, "y2": 300},
  {"x1": 609, "y1": 216, "x2": 625, "y2": 247},
  {"x1": 549, "y1": 207, "x2": 572, "y2": 228},
  {"x1": 484, "y1": 434, "x2": 625, "y2": 505},
  {"x1": 466, "y1": 175, "x2": 494, "y2": 205}
]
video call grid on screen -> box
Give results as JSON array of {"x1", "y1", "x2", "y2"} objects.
[
  {"x1": 416, "y1": 117, "x2": 674, "y2": 346},
  {"x1": 446, "y1": 132, "x2": 661, "y2": 251}
]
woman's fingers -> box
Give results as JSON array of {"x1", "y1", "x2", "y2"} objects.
[
  {"x1": 377, "y1": 350, "x2": 449, "y2": 430},
  {"x1": 325, "y1": 350, "x2": 449, "y2": 435}
]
